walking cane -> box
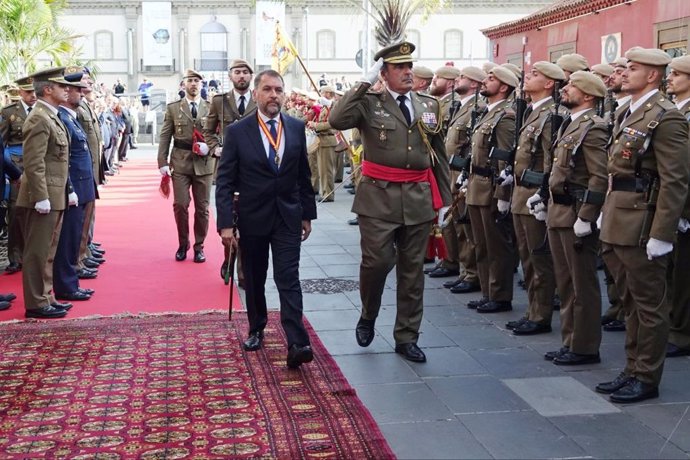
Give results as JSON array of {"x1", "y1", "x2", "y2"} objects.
[{"x1": 224, "y1": 192, "x2": 240, "y2": 321}]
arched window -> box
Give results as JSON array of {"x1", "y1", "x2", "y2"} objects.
[
  {"x1": 317, "y1": 30, "x2": 335, "y2": 59},
  {"x1": 94, "y1": 30, "x2": 113, "y2": 60},
  {"x1": 200, "y1": 18, "x2": 227, "y2": 71},
  {"x1": 406, "y1": 29, "x2": 420, "y2": 56},
  {"x1": 444, "y1": 29, "x2": 463, "y2": 58}
]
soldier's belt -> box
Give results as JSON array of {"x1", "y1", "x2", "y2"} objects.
[
  {"x1": 173, "y1": 140, "x2": 193, "y2": 151},
  {"x1": 518, "y1": 169, "x2": 544, "y2": 189},
  {"x1": 488, "y1": 146, "x2": 512, "y2": 162},
  {"x1": 449, "y1": 155, "x2": 470, "y2": 172},
  {"x1": 470, "y1": 165, "x2": 493, "y2": 178},
  {"x1": 608, "y1": 176, "x2": 650, "y2": 193}
]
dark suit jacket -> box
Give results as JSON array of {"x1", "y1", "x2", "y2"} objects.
[{"x1": 215, "y1": 113, "x2": 317, "y2": 236}]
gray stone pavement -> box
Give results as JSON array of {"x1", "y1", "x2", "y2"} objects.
[{"x1": 147, "y1": 146, "x2": 689, "y2": 459}]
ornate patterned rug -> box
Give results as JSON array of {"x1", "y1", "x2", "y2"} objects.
[{"x1": 0, "y1": 312, "x2": 395, "y2": 459}]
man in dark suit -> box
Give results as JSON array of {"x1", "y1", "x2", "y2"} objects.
[{"x1": 216, "y1": 69, "x2": 317, "y2": 369}]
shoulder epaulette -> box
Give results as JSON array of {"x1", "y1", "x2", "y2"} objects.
[
  {"x1": 417, "y1": 92, "x2": 438, "y2": 102},
  {"x1": 1, "y1": 102, "x2": 19, "y2": 111}
]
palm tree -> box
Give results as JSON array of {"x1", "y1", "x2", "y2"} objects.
[{"x1": 0, "y1": 0, "x2": 80, "y2": 80}]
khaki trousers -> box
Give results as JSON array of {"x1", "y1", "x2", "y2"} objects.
[
  {"x1": 317, "y1": 144, "x2": 335, "y2": 201},
  {"x1": 172, "y1": 171, "x2": 213, "y2": 250},
  {"x1": 513, "y1": 213, "x2": 556, "y2": 324},
  {"x1": 358, "y1": 215, "x2": 430, "y2": 344},
  {"x1": 602, "y1": 243, "x2": 670, "y2": 386},
  {"x1": 467, "y1": 204, "x2": 514, "y2": 302},
  {"x1": 308, "y1": 146, "x2": 319, "y2": 193},
  {"x1": 20, "y1": 208, "x2": 64, "y2": 310},
  {"x1": 548, "y1": 227, "x2": 602, "y2": 355}
]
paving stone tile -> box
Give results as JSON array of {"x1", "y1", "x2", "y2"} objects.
[
  {"x1": 302, "y1": 244, "x2": 349, "y2": 255},
  {"x1": 423, "y1": 305, "x2": 492, "y2": 327},
  {"x1": 303, "y1": 292, "x2": 355, "y2": 310},
  {"x1": 409, "y1": 347, "x2": 486, "y2": 378},
  {"x1": 378, "y1": 421, "x2": 492, "y2": 459},
  {"x1": 468, "y1": 347, "x2": 565, "y2": 378},
  {"x1": 626, "y1": 403, "x2": 690, "y2": 452},
  {"x1": 426, "y1": 375, "x2": 530, "y2": 414},
  {"x1": 460, "y1": 411, "x2": 587, "y2": 459},
  {"x1": 504, "y1": 376, "x2": 621, "y2": 416},
  {"x1": 440, "y1": 324, "x2": 521, "y2": 350},
  {"x1": 305, "y1": 309, "x2": 362, "y2": 331},
  {"x1": 550, "y1": 413, "x2": 688, "y2": 459},
  {"x1": 333, "y1": 353, "x2": 422, "y2": 385},
  {"x1": 316, "y1": 329, "x2": 393, "y2": 356},
  {"x1": 321, "y1": 263, "x2": 360, "y2": 277},
  {"x1": 354, "y1": 382, "x2": 454, "y2": 423}
]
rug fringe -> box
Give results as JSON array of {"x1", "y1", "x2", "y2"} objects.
[{"x1": 2, "y1": 309, "x2": 245, "y2": 324}]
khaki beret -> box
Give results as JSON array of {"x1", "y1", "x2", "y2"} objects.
[
  {"x1": 501, "y1": 63, "x2": 522, "y2": 79},
  {"x1": 556, "y1": 53, "x2": 590, "y2": 73},
  {"x1": 374, "y1": 41, "x2": 416, "y2": 64},
  {"x1": 490, "y1": 66, "x2": 519, "y2": 88},
  {"x1": 591, "y1": 63, "x2": 614, "y2": 77},
  {"x1": 320, "y1": 85, "x2": 335, "y2": 94},
  {"x1": 611, "y1": 57, "x2": 628, "y2": 68},
  {"x1": 569, "y1": 70, "x2": 607, "y2": 98},
  {"x1": 28, "y1": 67, "x2": 70, "y2": 86},
  {"x1": 482, "y1": 62, "x2": 498, "y2": 73},
  {"x1": 461, "y1": 66, "x2": 487, "y2": 83},
  {"x1": 184, "y1": 69, "x2": 203, "y2": 80},
  {"x1": 625, "y1": 47, "x2": 671, "y2": 67},
  {"x1": 229, "y1": 58, "x2": 254, "y2": 74},
  {"x1": 532, "y1": 61, "x2": 566, "y2": 81},
  {"x1": 14, "y1": 76, "x2": 35, "y2": 91},
  {"x1": 671, "y1": 55, "x2": 690, "y2": 75},
  {"x1": 412, "y1": 65, "x2": 434, "y2": 79},
  {"x1": 435, "y1": 66, "x2": 460, "y2": 80}
]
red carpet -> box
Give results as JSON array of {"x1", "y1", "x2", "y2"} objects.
[
  {"x1": 0, "y1": 312, "x2": 396, "y2": 459},
  {"x1": 0, "y1": 158, "x2": 241, "y2": 321}
]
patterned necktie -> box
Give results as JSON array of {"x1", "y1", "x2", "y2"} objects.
[
  {"x1": 267, "y1": 120, "x2": 278, "y2": 172},
  {"x1": 397, "y1": 95, "x2": 412, "y2": 126},
  {"x1": 238, "y1": 95, "x2": 246, "y2": 116},
  {"x1": 190, "y1": 102, "x2": 198, "y2": 119}
]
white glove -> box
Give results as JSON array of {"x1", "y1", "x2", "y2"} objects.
[
  {"x1": 318, "y1": 97, "x2": 332, "y2": 108},
  {"x1": 364, "y1": 57, "x2": 385, "y2": 85},
  {"x1": 159, "y1": 165, "x2": 171, "y2": 176},
  {"x1": 213, "y1": 146, "x2": 223, "y2": 157},
  {"x1": 646, "y1": 238, "x2": 673, "y2": 260},
  {"x1": 573, "y1": 217, "x2": 593, "y2": 237},
  {"x1": 456, "y1": 173, "x2": 468, "y2": 189},
  {"x1": 438, "y1": 206, "x2": 450, "y2": 226},
  {"x1": 596, "y1": 212, "x2": 603, "y2": 229},
  {"x1": 498, "y1": 168, "x2": 514, "y2": 187},
  {"x1": 678, "y1": 218, "x2": 690, "y2": 233},
  {"x1": 527, "y1": 192, "x2": 546, "y2": 215},
  {"x1": 68, "y1": 192, "x2": 79, "y2": 207},
  {"x1": 193, "y1": 142, "x2": 210, "y2": 156},
  {"x1": 497, "y1": 199, "x2": 510, "y2": 213},
  {"x1": 35, "y1": 198, "x2": 51, "y2": 214},
  {"x1": 534, "y1": 210, "x2": 547, "y2": 221}
]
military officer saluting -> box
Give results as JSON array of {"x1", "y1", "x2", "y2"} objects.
[
  {"x1": 663, "y1": 55, "x2": 690, "y2": 358},
  {"x1": 0, "y1": 75, "x2": 36, "y2": 274},
  {"x1": 158, "y1": 69, "x2": 213, "y2": 263},
  {"x1": 543, "y1": 71, "x2": 609, "y2": 365},
  {"x1": 597, "y1": 48, "x2": 689, "y2": 403},
  {"x1": 329, "y1": 41, "x2": 451, "y2": 363}
]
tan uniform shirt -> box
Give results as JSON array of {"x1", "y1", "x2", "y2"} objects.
[
  {"x1": 203, "y1": 90, "x2": 256, "y2": 152},
  {"x1": 158, "y1": 98, "x2": 214, "y2": 176}
]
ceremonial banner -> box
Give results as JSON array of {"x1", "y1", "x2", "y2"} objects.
[
  {"x1": 272, "y1": 22, "x2": 298, "y2": 75},
  {"x1": 142, "y1": 2, "x2": 173, "y2": 66},
  {"x1": 256, "y1": 1, "x2": 286, "y2": 66}
]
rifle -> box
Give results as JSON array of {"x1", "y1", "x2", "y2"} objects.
[
  {"x1": 606, "y1": 89, "x2": 617, "y2": 140},
  {"x1": 493, "y1": 62, "x2": 527, "y2": 186},
  {"x1": 224, "y1": 192, "x2": 240, "y2": 321},
  {"x1": 450, "y1": 86, "x2": 481, "y2": 174},
  {"x1": 639, "y1": 177, "x2": 659, "y2": 247}
]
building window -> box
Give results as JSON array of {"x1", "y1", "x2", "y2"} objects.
[
  {"x1": 199, "y1": 19, "x2": 228, "y2": 71},
  {"x1": 317, "y1": 30, "x2": 335, "y2": 59},
  {"x1": 444, "y1": 29, "x2": 463, "y2": 58},
  {"x1": 406, "y1": 29, "x2": 420, "y2": 56},
  {"x1": 656, "y1": 18, "x2": 689, "y2": 58},
  {"x1": 548, "y1": 42, "x2": 576, "y2": 63},
  {"x1": 94, "y1": 31, "x2": 113, "y2": 60}
]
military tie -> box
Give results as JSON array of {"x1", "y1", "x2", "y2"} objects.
[
  {"x1": 238, "y1": 95, "x2": 246, "y2": 116},
  {"x1": 619, "y1": 108, "x2": 631, "y2": 126},
  {"x1": 267, "y1": 120, "x2": 279, "y2": 172},
  {"x1": 558, "y1": 115, "x2": 572, "y2": 137},
  {"x1": 190, "y1": 101, "x2": 198, "y2": 119},
  {"x1": 397, "y1": 95, "x2": 412, "y2": 126},
  {"x1": 27, "y1": 107, "x2": 32, "y2": 113},
  {"x1": 522, "y1": 105, "x2": 533, "y2": 125}
]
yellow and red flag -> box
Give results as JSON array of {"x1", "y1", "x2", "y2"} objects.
[{"x1": 271, "y1": 21, "x2": 297, "y2": 75}]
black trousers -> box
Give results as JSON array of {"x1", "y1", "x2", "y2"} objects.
[
  {"x1": 53, "y1": 202, "x2": 86, "y2": 295},
  {"x1": 240, "y1": 218, "x2": 309, "y2": 348}
]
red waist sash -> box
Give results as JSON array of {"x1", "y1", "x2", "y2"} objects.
[{"x1": 361, "y1": 160, "x2": 442, "y2": 210}]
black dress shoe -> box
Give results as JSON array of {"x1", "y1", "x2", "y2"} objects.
[
  {"x1": 544, "y1": 346, "x2": 569, "y2": 361},
  {"x1": 243, "y1": 331, "x2": 264, "y2": 351},
  {"x1": 51, "y1": 301, "x2": 73, "y2": 311},
  {"x1": 603, "y1": 319, "x2": 626, "y2": 332},
  {"x1": 506, "y1": 317, "x2": 528, "y2": 330},
  {"x1": 666, "y1": 343, "x2": 690, "y2": 357},
  {"x1": 595, "y1": 372, "x2": 632, "y2": 394},
  {"x1": 88, "y1": 254, "x2": 105, "y2": 263},
  {"x1": 78, "y1": 288, "x2": 95, "y2": 295},
  {"x1": 443, "y1": 278, "x2": 463, "y2": 289},
  {"x1": 609, "y1": 378, "x2": 659, "y2": 403},
  {"x1": 601, "y1": 316, "x2": 615, "y2": 326},
  {"x1": 423, "y1": 262, "x2": 440, "y2": 274},
  {"x1": 0, "y1": 301, "x2": 10, "y2": 311},
  {"x1": 347, "y1": 217, "x2": 359, "y2": 225},
  {"x1": 477, "y1": 300, "x2": 512, "y2": 313},
  {"x1": 175, "y1": 244, "x2": 189, "y2": 261},
  {"x1": 553, "y1": 351, "x2": 600, "y2": 365},
  {"x1": 26, "y1": 306, "x2": 67, "y2": 319},
  {"x1": 355, "y1": 317, "x2": 376, "y2": 347},
  {"x1": 467, "y1": 297, "x2": 489, "y2": 310},
  {"x1": 77, "y1": 269, "x2": 98, "y2": 279},
  {"x1": 55, "y1": 291, "x2": 91, "y2": 301},
  {"x1": 5, "y1": 262, "x2": 22, "y2": 274},
  {"x1": 512, "y1": 320, "x2": 551, "y2": 335},
  {"x1": 287, "y1": 344, "x2": 314, "y2": 369},
  {"x1": 344, "y1": 183, "x2": 355, "y2": 189},
  {"x1": 90, "y1": 248, "x2": 105, "y2": 257},
  {"x1": 450, "y1": 281, "x2": 481, "y2": 294},
  {"x1": 0, "y1": 293, "x2": 17, "y2": 302},
  {"x1": 92, "y1": 241, "x2": 102, "y2": 247},
  {"x1": 193, "y1": 250, "x2": 206, "y2": 263},
  {"x1": 428, "y1": 267, "x2": 460, "y2": 278},
  {"x1": 348, "y1": 188, "x2": 356, "y2": 195},
  {"x1": 220, "y1": 260, "x2": 229, "y2": 280},
  {"x1": 83, "y1": 259, "x2": 100, "y2": 269},
  {"x1": 395, "y1": 343, "x2": 427, "y2": 363}
]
